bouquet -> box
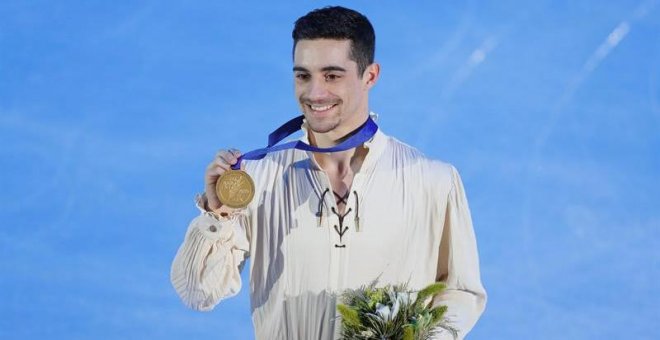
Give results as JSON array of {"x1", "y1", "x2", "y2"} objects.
[{"x1": 336, "y1": 281, "x2": 457, "y2": 340}]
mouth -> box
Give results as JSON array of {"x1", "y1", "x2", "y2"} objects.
[{"x1": 307, "y1": 103, "x2": 338, "y2": 114}]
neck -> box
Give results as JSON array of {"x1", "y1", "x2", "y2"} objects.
[
  {"x1": 313, "y1": 147, "x2": 368, "y2": 177},
  {"x1": 307, "y1": 113, "x2": 370, "y2": 174},
  {"x1": 310, "y1": 112, "x2": 369, "y2": 149}
]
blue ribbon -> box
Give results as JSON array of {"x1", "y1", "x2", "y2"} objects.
[{"x1": 231, "y1": 115, "x2": 379, "y2": 170}]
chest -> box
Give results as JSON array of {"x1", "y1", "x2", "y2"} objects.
[
  {"x1": 262, "y1": 166, "x2": 443, "y2": 293},
  {"x1": 324, "y1": 171, "x2": 355, "y2": 215}
]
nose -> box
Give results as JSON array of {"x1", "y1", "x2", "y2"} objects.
[{"x1": 306, "y1": 77, "x2": 329, "y2": 101}]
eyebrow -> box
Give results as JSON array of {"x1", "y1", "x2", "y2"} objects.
[{"x1": 293, "y1": 65, "x2": 347, "y2": 73}]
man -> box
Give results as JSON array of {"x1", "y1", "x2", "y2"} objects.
[{"x1": 171, "y1": 6, "x2": 486, "y2": 339}]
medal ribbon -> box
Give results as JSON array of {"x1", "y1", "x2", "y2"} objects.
[{"x1": 231, "y1": 115, "x2": 378, "y2": 170}]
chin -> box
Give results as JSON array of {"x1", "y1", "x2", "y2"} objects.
[
  {"x1": 307, "y1": 120, "x2": 340, "y2": 134},
  {"x1": 301, "y1": 110, "x2": 337, "y2": 132}
]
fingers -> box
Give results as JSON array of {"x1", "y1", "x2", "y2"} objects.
[
  {"x1": 206, "y1": 148, "x2": 242, "y2": 178},
  {"x1": 228, "y1": 148, "x2": 241, "y2": 158},
  {"x1": 204, "y1": 148, "x2": 242, "y2": 210},
  {"x1": 215, "y1": 149, "x2": 241, "y2": 167},
  {"x1": 211, "y1": 159, "x2": 231, "y2": 175}
]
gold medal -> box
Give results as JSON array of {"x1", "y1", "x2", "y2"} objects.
[{"x1": 216, "y1": 169, "x2": 255, "y2": 209}]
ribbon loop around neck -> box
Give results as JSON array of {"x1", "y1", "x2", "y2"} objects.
[{"x1": 230, "y1": 115, "x2": 378, "y2": 170}]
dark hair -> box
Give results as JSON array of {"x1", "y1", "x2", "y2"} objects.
[{"x1": 292, "y1": 6, "x2": 375, "y2": 77}]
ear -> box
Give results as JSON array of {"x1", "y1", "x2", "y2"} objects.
[{"x1": 362, "y1": 63, "x2": 380, "y2": 89}]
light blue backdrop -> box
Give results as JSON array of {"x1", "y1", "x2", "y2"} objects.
[{"x1": 1, "y1": 1, "x2": 658, "y2": 339}]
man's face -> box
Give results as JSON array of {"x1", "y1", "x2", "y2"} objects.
[{"x1": 293, "y1": 39, "x2": 374, "y2": 136}]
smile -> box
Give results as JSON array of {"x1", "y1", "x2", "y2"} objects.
[{"x1": 308, "y1": 103, "x2": 337, "y2": 112}]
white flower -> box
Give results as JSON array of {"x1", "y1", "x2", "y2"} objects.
[
  {"x1": 396, "y1": 292, "x2": 411, "y2": 306},
  {"x1": 390, "y1": 291, "x2": 411, "y2": 320},
  {"x1": 375, "y1": 303, "x2": 391, "y2": 321},
  {"x1": 391, "y1": 296, "x2": 401, "y2": 319},
  {"x1": 360, "y1": 330, "x2": 374, "y2": 337}
]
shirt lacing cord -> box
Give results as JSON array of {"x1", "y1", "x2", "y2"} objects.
[
  {"x1": 316, "y1": 188, "x2": 361, "y2": 248},
  {"x1": 317, "y1": 188, "x2": 330, "y2": 227}
]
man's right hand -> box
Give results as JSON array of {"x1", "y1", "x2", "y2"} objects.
[{"x1": 204, "y1": 148, "x2": 242, "y2": 212}]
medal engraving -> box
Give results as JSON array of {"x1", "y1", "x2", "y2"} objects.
[{"x1": 216, "y1": 170, "x2": 255, "y2": 209}]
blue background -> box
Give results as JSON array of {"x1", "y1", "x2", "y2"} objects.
[{"x1": 1, "y1": 1, "x2": 659, "y2": 339}]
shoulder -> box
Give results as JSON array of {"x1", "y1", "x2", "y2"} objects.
[{"x1": 383, "y1": 134, "x2": 456, "y2": 182}]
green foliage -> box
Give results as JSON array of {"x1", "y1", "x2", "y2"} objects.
[
  {"x1": 413, "y1": 282, "x2": 446, "y2": 308},
  {"x1": 430, "y1": 305, "x2": 448, "y2": 325},
  {"x1": 336, "y1": 280, "x2": 458, "y2": 340},
  {"x1": 403, "y1": 326, "x2": 415, "y2": 340},
  {"x1": 337, "y1": 304, "x2": 361, "y2": 329}
]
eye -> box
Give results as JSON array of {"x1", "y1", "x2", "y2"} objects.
[
  {"x1": 295, "y1": 73, "x2": 310, "y2": 81},
  {"x1": 325, "y1": 74, "x2": 341, "y2": 81}
]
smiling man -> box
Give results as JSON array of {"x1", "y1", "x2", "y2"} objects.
[
  {"x1": 293, "y1": 37, "x2": 376, "y2": 141},
  {"x1": 171, "y1": 6, "x2": 486, "y2": 340}
]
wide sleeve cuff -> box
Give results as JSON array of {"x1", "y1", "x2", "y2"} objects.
[
  {"x1": 192, "y1": 193, "x2": 249, "y2": 244},
  {"x1": 169, "y1": 194, "x2": 250, "y2": 311}
]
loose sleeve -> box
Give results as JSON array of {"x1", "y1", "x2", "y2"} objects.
[
  {"x1": 432, "y1": 166, "x2": 487, "y2": 339},
  {"x1": 170, "y1": 194, "x2": 250, "y2": 311}
]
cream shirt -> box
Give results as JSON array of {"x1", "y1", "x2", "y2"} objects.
[{"x1": 171, "y1": 117, "x2": 487, "y2": 339}]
